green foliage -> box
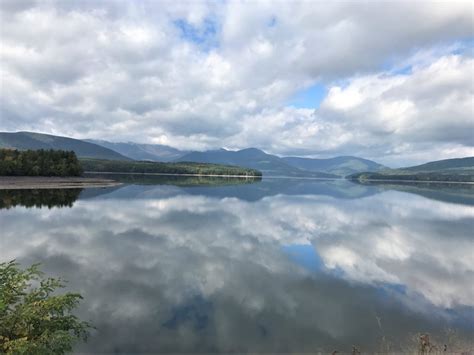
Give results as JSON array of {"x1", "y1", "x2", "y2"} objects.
[
  {"x1": 80, "y1": 158, "x2": 262, "y2": 177},
  {"x1": 0, "y1": 149, "x2": 83, "y2": 177},
  {"x1": 0, "y1": 261, "x2": 91, "y2": 354},
  {"x1": 348, "y1": 157, "x2": 474, "y2": 182},
  {"x1": 349, "y1": 170, "x2": 474, "y2": 182},
  {"x1": 402, "y1": 157, "x2": 474, "y2": 172}
]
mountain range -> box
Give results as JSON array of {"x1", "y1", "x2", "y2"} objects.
[
  {"x1": 282, "y1": 156, "x2": 385, "y2": 176},
  {"x1": 0, "y1": 132, "x2": 129, "y2": 161},
  {"x1": 401, "y1": 157, "x2": 474, "y2": 172},
  {"x1": 88, "y1": 139, "x2": 386, "y2": 177},
  {"x1": 86, "y1": 139, "x2": 185, "y2": 162},
  {"x1": 350, "y1": 157, "x2": 474, "y2": 182},
  {"x1": 3, "y1": 131, "x2": 471, "y2": 179},
  {"x1": 175, "y1": 148, "x2": 337, "y2": 177}
]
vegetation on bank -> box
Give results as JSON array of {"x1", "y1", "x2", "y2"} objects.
[
  {"x1": 401, "y1": 157, "x2": 474, "y2": 172},
  {"x1": 348, "y1": 157, "x2": 474, "y2": 183},
  {"x1": 348, "y1": 170, "x2": 474, "y2": 183},
  {"x1": 0, "y1": 149, "x2": 82, "y2": 177},
  {"x1": 0, "y1": 261, "x2": 91, "y2": 354},
  {"x1": 80, "y1": 158, "x2": 262, "y2": 177},
  {"x1": 0, "y1": 149, "x2": 262, "y2": 177}
]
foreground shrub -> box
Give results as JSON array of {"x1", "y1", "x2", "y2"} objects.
[{"x1": 0, "y1": 261, "x2": 91, "y2": 354}]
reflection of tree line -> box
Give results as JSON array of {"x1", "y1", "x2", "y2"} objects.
[
  {"x1": 0, "y1": 188, "x2": 82, "y2": 209},
  {"x1": 0, "y1": 175, "x2": 261, "y2": 209},
  {"x1": 86, "y1": 173, "x2": 262, "y2": 187}
]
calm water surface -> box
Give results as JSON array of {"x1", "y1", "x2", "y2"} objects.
[{"x1": 1, "y1": 177, "x2": 473, "y2": 353}]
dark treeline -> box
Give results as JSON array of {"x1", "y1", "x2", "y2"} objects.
[
  {"x1": 0, "y1": 149, "x2": 83, "y2": 176},
  {"x1": 81, "y1": 158, "x2": 262, "y2": 177},
  {"x1": 0, "y1": 188, "x2": 82, "y2": 210},
  {"x1": 349, "y1": 171, "x2": 474, "y2": 183}
]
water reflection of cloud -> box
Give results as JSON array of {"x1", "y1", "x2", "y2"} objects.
[{"x1": 1, "y1": 187, "x2": 473, "y2": 352}]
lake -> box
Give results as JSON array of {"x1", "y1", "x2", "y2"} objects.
[{"x1": 1, "y1": 176, "x2": 473, "y2": 353}]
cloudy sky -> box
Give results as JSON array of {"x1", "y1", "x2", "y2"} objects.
[{"x1": 0, "y1": 0, "x2": 473, "y2": 166}]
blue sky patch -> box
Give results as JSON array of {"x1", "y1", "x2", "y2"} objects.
[
  {"x1": 390, "y1": 65, "x2": 412, "y2": 75},
  {"x1": 283, "y1": 244, "x2": 323, "y2": 273},
  {"x1": 174, "y1": 17, "x2": 219, "y2": 51},
  {"x1": 287, "y1": 83, "x2": 327, "y2": 109},
  {"x1": 452, "y1": 37, "x2": 474, "y2": 56}
]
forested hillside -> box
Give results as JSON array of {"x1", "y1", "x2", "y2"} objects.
[
  {"x1": 87, "y1": 139, "x2": 187, "y2": 161},
  {"x1": 349, "y1": 157, "x2": 474, "y2": 182},
  {"x1": 282, "y1": 156, "x2": 385, "y2": 176},
  {"x1": 80, "y1": 158, "x2": 262, "y2": 177},
  {"x1": 0, "y1": 132, "x2": 130, "y2": 160}
]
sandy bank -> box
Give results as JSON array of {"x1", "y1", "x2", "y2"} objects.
[{"x1": 0, "y1": 176, "x2": 121, "y2": 190}]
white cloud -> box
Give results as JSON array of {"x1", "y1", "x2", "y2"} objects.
[{"x1": 0, "y1": 0, "x2": 472, "y2": 164}]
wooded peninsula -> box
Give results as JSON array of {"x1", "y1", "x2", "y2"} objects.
[{"x1": 0, "y1": 149, "x2": 262, "y2": 178}]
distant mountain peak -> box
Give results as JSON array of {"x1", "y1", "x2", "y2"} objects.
[
  {"x1": 239, "y1": 147, "x2": 264, "y2": 153},
  {"x1": 86, "y1": 139, "x2": 188, "y2": 162},
  {"x1": 0, "y1": 131, "x2": 130, "y2": 161},
  {"x1": 282, "y1": 155, "x2": 386, "y2": 176}
]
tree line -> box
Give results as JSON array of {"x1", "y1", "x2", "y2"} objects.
[
  {"x1": 80, "y1": 158, "x2": 262, "y2": 177},
  {"x1": 0, "y1": 149, "x2": 83, "y2": 176}
]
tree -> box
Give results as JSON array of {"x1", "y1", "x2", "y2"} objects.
[
  {"x1": 0, "y1": 261, "x2": 92, "y2": 354},
  {"x1": 0, "y1": 149, "x2": 83, "y2": 177}
]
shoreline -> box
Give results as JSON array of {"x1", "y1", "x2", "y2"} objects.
[
  {"x1": 350, "y1": 177, "x2": 474, "y2": 185},
  {"x1": 0, "y1": 176, "x2": 122, "y2": 190},
  {"x1": 84, "y1": 171, "x2": 262, "y2": 178},
  {"x1": 87, "y1": 171, "x2": 474, "y2": 184},
  {"x1": 1, "y1": 174, "x2": 472, "y2": 190}
]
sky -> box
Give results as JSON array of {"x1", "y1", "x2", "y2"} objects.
[{"x1": 0, "y1": 0, "x2": 473, "y2": 166}]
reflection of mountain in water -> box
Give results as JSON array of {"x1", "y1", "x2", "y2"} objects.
[
  {"x1": 0, "y1": 188, "x2": 82, "y2": 209},
  {"x1": 2, "y1": 175, "x2": 474, "y2": 352},
  {"x1": 184, "y1": 178, "x2": 378, "y2": 201},
  {"x1": 2, "y1": 175, "x2": 472, "y2": 207},
  {"x1": 352, "y1": 181, "x2": 474, "y2": 206},
  {"x1": 80, "y1": 174, "x2": 378, "y2": 202},
  {"x1": 85, "y1": 173, "x2": 261, "y2": 187},
  {"x1": 79, "y1": 174, "x2": 263, "y2": 200}
]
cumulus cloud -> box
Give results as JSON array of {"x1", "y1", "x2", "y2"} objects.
[{"x1": 0, "y1": 0, "x2": 472, "y2": 163}]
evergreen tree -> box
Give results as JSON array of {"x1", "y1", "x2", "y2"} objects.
[{"x1": 0, "y1": 149, "x2": 83, "y2": 177}]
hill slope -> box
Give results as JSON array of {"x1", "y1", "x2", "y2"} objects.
[
  {"x1": 0, "y1": 132, "x2": 130, "y2": 161},
  {"x1": 349, "y1": 157, "x2": 474, "y2": 182},
  {"x1": 86, "y1": 140, "x2": 187, "y2": 162},
  {"x1": 176, "y1": 148, "x2": 337, "y2": 178},
  {"x1": 283, "y1": 156, "x2": 385, "y2": 176},
  {"x1": 401, "y1": 157, "x2": 474, "y2": 172}
]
